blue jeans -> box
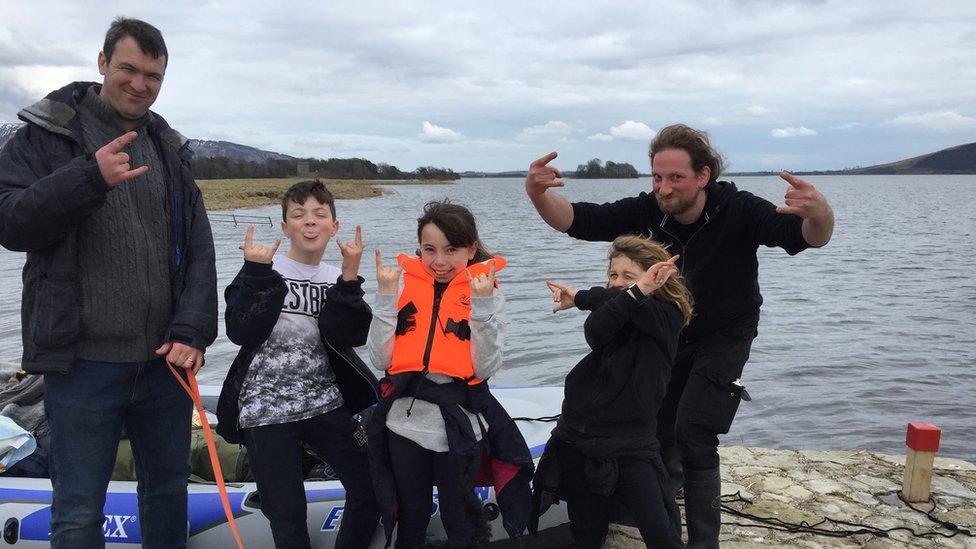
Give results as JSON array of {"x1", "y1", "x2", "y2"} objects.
[{"x1": 44, "y1": 358, "x2": 192, "y2": 549}]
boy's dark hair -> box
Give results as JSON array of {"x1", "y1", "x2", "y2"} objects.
[
  {"x1": 416, "y1": 200, "x2": 492, "y2": 264},
  {"x1": 649, "y1": 123, "x2": 724, "y2": 183},
  {"x1": 104, "y1": 17, "x2": 168, "y2": 65},
  {"x1": 281, "y1": 180, "x2": 336, "y2": 220}
]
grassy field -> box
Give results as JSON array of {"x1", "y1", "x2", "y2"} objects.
[{"x1": 198, "y1": 177, "x2": 454, "y2": 211}]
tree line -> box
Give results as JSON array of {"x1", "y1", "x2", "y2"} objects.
[
  {"x1": 574, "y1": 158, "x2": 639, "y2": 179},
  {"x1": 191, "y1": 156, "x2": 460, "y2": 181}
]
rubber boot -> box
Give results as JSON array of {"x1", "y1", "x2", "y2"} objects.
[
  {"x1": 683, "y1": 467, "x2": 721, "y2": 549},
  {"x1": 661, "y1": 445, "x2": 684, "y2": 499}
]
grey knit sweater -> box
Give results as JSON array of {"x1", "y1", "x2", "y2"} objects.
[{"x1": 73, "y1": 86, "x2": 173, "y2": 362}]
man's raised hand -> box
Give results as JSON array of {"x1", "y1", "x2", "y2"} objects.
[
  {"x1": 776, "y1": 171, "x2": 835, "y2": 246},
  {"x1": 776, "y1": 171, "x2": 831, "y2": 220},
  {"x1": 546, "y1": 280, "x2": 577, "y2": 313},
  {"x1": 337, "y1": 225, "x2": 365, "y2": 281},
  {"x1": 375, "y1": 249, "x2": 402, "y2": 295},
  {"x1": 525, "y1": 152, "x2": 564, "y2": 198},
  {"x1": 240, "y1": 225, "x2": 280, "y2": 264},
  {"x1": 95, "y1": 131, "x2": 149, "y2": 187}
]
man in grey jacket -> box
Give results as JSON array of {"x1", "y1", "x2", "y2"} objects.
[{"x1": 0, "y1": 17, "x2": 216, "y2": 548}]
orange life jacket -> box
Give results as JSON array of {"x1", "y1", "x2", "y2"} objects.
[{"x1": 389, "y1": 254, "x2": 506, "y2": 385}]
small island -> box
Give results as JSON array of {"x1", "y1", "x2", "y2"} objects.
[{"x1": 574, "y1": 158, "x2": 639, "y2": 179}]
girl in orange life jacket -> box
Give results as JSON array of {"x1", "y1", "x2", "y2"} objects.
[
  {"x1": 533, "y1": 236, "x2": 693, "y2": 549},
  {"x1": 366, "y1": 201, "x2": 515, "y2": 548}
]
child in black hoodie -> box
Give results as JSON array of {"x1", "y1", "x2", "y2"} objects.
[
  {"x1": 535, "y1": 235, "x2": 692, "y2": 548},
  {"x1": 217, "y1": 181, "x2": 380, "y2": 548}
]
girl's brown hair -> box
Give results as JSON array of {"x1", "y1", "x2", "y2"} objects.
[
  {"x1": 416, "y1": 200, "x2": 493, "y2": 264},
  {"x1": 608, "y1": 235, "x2": 694, "y2": 326}
]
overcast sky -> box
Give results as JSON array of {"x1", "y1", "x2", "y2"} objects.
[{"x1": 2, "y1": 1, "x2": 975, "y2": 172}]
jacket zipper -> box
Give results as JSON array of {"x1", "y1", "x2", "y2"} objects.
[
  {"x1": 406, "y1": 285, "x2": 445, "y2": 417},
  {"x1": 131, "y1": 135, "x2": 155, "y2": 360},
  {"x1": 659, "y1": 213, "x2": 710, "y2": 275},
  {"x1": 322, "y1": 334, "x2": 380, "y2": 401},
  {"x1": 234, "y1": 349, "x2": 251, "y2": 436}
]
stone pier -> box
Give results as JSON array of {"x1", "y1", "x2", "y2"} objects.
[{"x1": 603, "y1": 446, "x2": 976, "y2": 548}]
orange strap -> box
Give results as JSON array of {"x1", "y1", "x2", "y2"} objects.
[{"x1": 168, "y1": 364, "x2": 245, "y2": 549}]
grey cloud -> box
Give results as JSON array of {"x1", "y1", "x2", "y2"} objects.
[
  {"x1": 0, "y1": 83, "x2": 37, "y2": 121},
  {"x1": 5, "y1": 0, "x2": 975, "y2": 172},
  {"x1": 0, "y1": 42, "x2": 86, "y2": 68}
]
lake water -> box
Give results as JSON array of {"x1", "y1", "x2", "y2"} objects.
[{"x1": 1, "y1": 175, "x2": 974, "y2": 462}]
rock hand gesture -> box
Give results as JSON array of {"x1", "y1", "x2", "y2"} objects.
[
  {"x1": 337, "y1": 225, "x2": 365, "y2": 282},
  {"x1": 375, "y1": 250, "x2": 403, "y2": 295},
  {"x1": 467, "y1": 259, "x2": 497, "y2": 298},
  {"x1": 240, "y1": 225, "x2": 281, "y2": 264}
]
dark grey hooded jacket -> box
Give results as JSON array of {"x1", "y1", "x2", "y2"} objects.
[{"x1": 0, "y1": 82, "x2": 217, "y2": 373}]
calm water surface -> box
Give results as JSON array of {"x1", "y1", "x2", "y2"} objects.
[{"x1": 1, "y1": 175, "x2": 973, "y2": 461}]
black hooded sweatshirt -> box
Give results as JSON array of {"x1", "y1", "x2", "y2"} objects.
[
  {"x1": 559, "y1": 286, "x2": 684, "y2": 442},
  {"x1": 568, "y1": 180, "x2": 809, "y2": 342}
]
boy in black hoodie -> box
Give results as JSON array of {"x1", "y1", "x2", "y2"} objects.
[
  {"x1": 217, "y1": 181, "x2": 379, "y2": 548},
  {"x1": 536, "y1": 235, "x2": 692, "y2": 549}
]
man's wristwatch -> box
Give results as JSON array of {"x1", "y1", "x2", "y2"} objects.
[{"x1": 627, "y1": 283, "x2": 647, "y2": 303}]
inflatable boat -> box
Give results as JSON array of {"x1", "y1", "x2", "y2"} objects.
[{"x1": 0, "y1": 385, "x2": 569, "y2": 547}]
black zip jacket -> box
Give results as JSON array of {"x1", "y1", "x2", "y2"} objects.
[
  {"x1": 568, "y1": 180, "x2": 809, "y2": 341},
  {"x1": 560, "y1": 286, "x2": 683, "y2": 440},
  {"x1": 216, "y1": 261, "x2": 379, "y2": 443},
  {"x1": 0, "y1": 82, "x2": 217, "y2": 372}
]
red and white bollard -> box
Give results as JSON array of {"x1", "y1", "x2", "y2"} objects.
[{"x1": 901, "y1": 422, "x2": 941, "y2": 503}]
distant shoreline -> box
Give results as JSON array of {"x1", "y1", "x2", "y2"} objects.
[
  {"x1": 725, "y1": 170, "x2": 976, "y2": 176},
  {"x1": 198, "y1": 177, "x2": 454, "y2": 211},
  {"x1": 457, "y1": 171, "x2": 976, "y2": 178}
]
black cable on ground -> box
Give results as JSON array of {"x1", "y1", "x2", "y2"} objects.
[
  {"x1": 712, "y1": 491, "x2": 975, "y2": 540},
  {"x1": 510, "y1": 415, "x2": 975, "y2": 541},
  {"x1": 511, "y1": 414, "x2": 561, "y2": 422}
]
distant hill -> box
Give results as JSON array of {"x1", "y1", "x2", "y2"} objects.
[
  {"x1": 727, "y1": 142, "x2": 976, "y2": 176},
  {"x1": 4, "y1": 120, "x2": 974, "y2": 175},
  {"x1": 0, "y1": 122, "x2": 291, "y2": 163},
  {"x1": 0, "y1": 122, "x2": 456, "y2": 181},
  {"x1": 0, "y1": 123, "x2": 21, "y2": 146},
  {"x1": 188, "y1": 139, "x2": 294, "y2": 163},
  {"x1": 846, "y1": 142, "x2": 976, "y2": 175}
]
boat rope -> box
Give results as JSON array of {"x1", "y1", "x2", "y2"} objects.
[
  {"x1": 168, "y1": 364, "x2": 246, "y2": 549},
  {"x1": 713, "y1": 491, "x2": 974, "y2": 540}
]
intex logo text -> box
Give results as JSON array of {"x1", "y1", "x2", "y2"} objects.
[{"x1": 103, "y1": 515, "x2": 137, "y2": 539}]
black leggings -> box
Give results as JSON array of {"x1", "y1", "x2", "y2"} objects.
[
  {"x1": 242, "y1": 407, "x2": 380, "y2": 549},
  {"x1": 387, "y1": 431, "x2": 486, "y2": 548},
  {"x1": 554, "y1": 440, "x2": 684, "y2": 549}
]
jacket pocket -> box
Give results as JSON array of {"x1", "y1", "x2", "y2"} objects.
[
  {"x1": 29, "y1": 279, "x2": 81, "y2": 349},
  {"x1": 678, "y1": 333, "x2": 754, "y2": 434},
  {"x1": 704, "y1": 374, "x2": 744, "y2": 434}
]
